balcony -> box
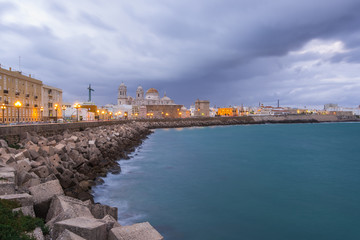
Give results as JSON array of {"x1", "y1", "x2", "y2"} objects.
[
  {"x1": 25, "y1": 103, "x2": 30, "y2": 107},
  {"x1": 34, "y1": 104, "x2": 38, "y2": 107},
  {"x1": 4, "y1": 101, "x2": 9, "y2": 104},
  {"x1": 15, "y1": 92, "x2": 20, "y2": 97},
  {"x1": 34, "y1": 96, "x2": 38, "y2": 100},
  {"x1": 3, "y1": 90, "x2": 8, "y2": 94},
  {"x1": 26, "y1": 94, "x2": 30, "y2": 98}
]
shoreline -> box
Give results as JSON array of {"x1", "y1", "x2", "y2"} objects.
[{"x1": 0, "y1": 116, "x2": 359, "y2": 239}]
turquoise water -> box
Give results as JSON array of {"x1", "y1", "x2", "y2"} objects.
[{"x1": 93, "y1": 123, "x2": 360, "y2": 240}]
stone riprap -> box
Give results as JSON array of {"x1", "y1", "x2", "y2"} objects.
[
  {"x1": 0, "y1": 122, "x2": 163, "y2": 239},
  {"x1": 0, "y1": 115, "x2": 358, "y2": 239}
]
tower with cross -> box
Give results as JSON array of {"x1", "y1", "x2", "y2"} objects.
[{"x1": 88, "y1": 84, "x2": 94, "y2": 102}]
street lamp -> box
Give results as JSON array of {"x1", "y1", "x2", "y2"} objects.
[
  {"x1": 101, "y1": 111, "x2": 105, "y2": 120},
  {"x1": 62, "y1": 105, "x2": 66, "y2": 120},
  {"x1": 14, "y1": 101, "x2": 22, "y2": 123},
  {"x1": 1, "y1": 104, "x2": 6, "y2": 123},
  {"x1": 40, "y1": 107, "x2": 44, "y2": 122},
  {"x1": 54, "y1": 104, "x2": 58, "y2": 122},
  {"x1": 96, "y1": 110, "x2": 100, "y2": 121},
  {"x1": 74, "y1": 103, "x2": 81, "y2": 122}
]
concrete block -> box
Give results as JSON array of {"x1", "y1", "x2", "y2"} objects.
[
  {"x1": 23, "y1": 178, "x2": 41, "y2": 188},
  {"x1": 49, "y1": 154, "x2": 62, "y2": 168},
  {"x1": 1, "y1": 154, "x2": 16, "y2": 164},
  {"x1": 29, "y1": 148, "x2": 40, "y2": 160},
  {"x1": 46, "y1": 195, "x2": 93, "y2": 226},
  {"x1": 0, "y1": 166, "x2": 16, "y2": 172},
  {"x1": 90, "y1": 203, "x2": 118, "y2": 220},
  {"x1": 0, "y1": 181, "x2": 16, "y2": 194},
  {"x1": 15, "y1": 151, "x2": 26, "y2": 161},
  {"x1": 29, "y1": 227, "x2": 44, "y2": 240},
  {"x1": 13, "y1": 205, "x2": 36, "y2": 217},
  {"x1": 0, "y1": 171, "x2": 15, "y2": 182},
  {"x1": 29, "y1": 179, "x2": 64, "y2": 218},
  {"x1": 55, "y1": 144, "x2": 66, "y2": 153},
  {"x1": 33, "y1": 165, "x2": 50, "y2": 178},
  {"x1": 16, "y1": 158, "x2": 32, "y2": 173},
  {"x1": 108, "y1": 222, "x2": 163, "y2": 240},
  {"x1": 0, "y1": 193, "x2": 33, "y2": 206},
  {"x1": 0, "y1": 139, "x2": 8, "y2": 147},
  {"x1": 56, "y1": 229, "x2": 86, "y2": 240},
  {"x1": 53, "y1": 217, "x2": 107, "y2": 240},
  {"x1": 101, "y1": 215, "x2": 121, "y2": 232}
]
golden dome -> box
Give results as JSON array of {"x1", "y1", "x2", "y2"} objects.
[{"x1": 146, "y1": 88, "x2": 159, "y2": 94}]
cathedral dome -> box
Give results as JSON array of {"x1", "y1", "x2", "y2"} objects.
[
  {"x1": 145, "y1": 88, "x2": 160, "y2": 100},
  {"x1": 161, "y1": 96, "x2": 171, "y2": 101},
  {"x1": 146, "y1": 88, "x2": 159, "y2": 94}
]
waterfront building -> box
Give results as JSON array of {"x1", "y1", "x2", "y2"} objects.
[
  {"x1": 217, "y1": 107, "x2": 239, "y2": 116},
  {"x1": 0, "y1": 66, "x2": 44, "y2": 123},
  {"x1": 194, "y1": 99, "x2": 210, "y2": 117},
  {"x1": 41, "y1": 84, "x2": 63, "y2": 121},
  {"x1": 117, "y1": 83, "x2": 175, "y2": 106}
]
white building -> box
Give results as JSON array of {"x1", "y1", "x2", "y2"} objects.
[{"x1": 117, "y1": 83, "x2": 175, "y2": 106}]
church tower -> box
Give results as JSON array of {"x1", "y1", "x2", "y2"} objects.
[
  {"x1": 118, "y1": 82, "x2": 128, "y2": 105},
  {"x1": 136, "y1": 85, "x2": 144, "y2": 99}
]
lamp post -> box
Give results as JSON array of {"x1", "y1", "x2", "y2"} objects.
[
  {"x1": 1, "y1": 104, "x2": 6, "y2": 123},
  {"x1": 62, "y1": 105, "x2": 66, "y2": 121},
  {"x1": 101, "y1": 111, "x2": 105, "y2": 120},
  {"x1": 54, "y1": 104, "x2": 58, "y2": 122},
  {"x1": 74, "y1": 103, "x2": 81, "y2": 122},
  {"x1": 40, "y1": 107, "x2": 44, "y2": 122},
  {"x1": 14, "y1": 101, "x2": 22, "y2": 123},
  {"x1": 96, "y1": 110, "x2": 100, "y2": 121}
]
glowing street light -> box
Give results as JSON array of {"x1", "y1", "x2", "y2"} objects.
[
  {"x1": 14, "y1": 101, "x2": 22, "y2": 123},
  {"x1": 54, "y1": 104, "x2": 58, "y2": 122},
  {"x1": 74, "y1": 103, "x2": 81, "y2": 122},
  {"x1": 1, "y1": 104, "x2": 6, "y2": 123}
]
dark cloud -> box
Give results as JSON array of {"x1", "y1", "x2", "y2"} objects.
[{"x1": 1, "y1": 0, "x2": 360, "y2": 107}]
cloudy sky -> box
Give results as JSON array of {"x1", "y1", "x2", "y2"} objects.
[{"x1": 1, "y1": 0, "x2": 360, "y2": 108}]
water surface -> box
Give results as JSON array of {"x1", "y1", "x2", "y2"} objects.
[{"x1": 93, "y1": 123, "x2": 360, "y2": 240}]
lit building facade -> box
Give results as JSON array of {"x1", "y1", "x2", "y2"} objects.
[
  {"x1": 41, "y1": 85, "x2": 62, "y2": 121},
  {"x1": 0, "y1": 66, "x2": 42, "y2": 123}
]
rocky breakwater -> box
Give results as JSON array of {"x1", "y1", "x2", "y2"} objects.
[{"x1": 0, "y1": 122, "x2": 164, "y2": 240}]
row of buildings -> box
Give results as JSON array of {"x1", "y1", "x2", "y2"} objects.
[{"x1": 0, "y1": 65, "x2": 62, "y2": 123}]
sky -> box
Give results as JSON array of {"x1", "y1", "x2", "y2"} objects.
[{"x1": 1, "y1": 0, "x2": 360, "y2": 108}]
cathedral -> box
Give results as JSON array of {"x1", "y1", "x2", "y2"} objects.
[{"x1": 117, "y1": 83, "x2": 175, "y2": 106}]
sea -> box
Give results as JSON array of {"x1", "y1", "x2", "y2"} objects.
[{"x1": 93, "y1": 122, "x2": 360, "y2": 240}]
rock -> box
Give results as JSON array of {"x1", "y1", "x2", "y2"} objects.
[
  {"x1": 0, "y1": 139, "x2": 8, "y2": 147},
  {"x1": 101, "y1": 215, "x2": 121, "y2": 232},
  {"x1": 13, "y1": 205, "x2": 36, "y2": 217},
  {"x1": 0, "y1": 181, "x2": 16, "y2": 194},
  {"x1": 49, "y1": 154, "x2": 62, "y2": 168},
  {"x1": 46, "y1": 195, "x2": 94, "y2": 226},
  {"x1": 0, "y1": 166, "x2": 16, "y2": 173},
  {"x1": 53, "y1": 217, "x2": 107, "y2": 240},
  {"x1": 0, "y1": 154, "x2": 16, "y2": 164},
  {"x1": 56, "y1": 229, "x2": 86, "y2": 240},
  {"x1": 0, "y1": 193, "x2": 33, "y2": 206},
  {"x1": 45, "y1": 173, "x2": 58, "y2": 182},
  {"x1": 29, "y1": 180, "x2": 64, "y2": 218},
  {"x1": 108, "y1": 222, "x2": 163, "y2": 240},
  {"x1": 28, "y1": 227, "x2": 44, "y2": 240},
  {"x1": 33, "y1": 166, "x2": 50, "y2": 178},
  {"x1": 29, "y1": 148, "x2": 40, "y2": 160},
  {"x1": 23, "y1": 178, "x2": 41, "y2": 188},
  {"x1": 17, "y1": 170, "x2": 33, "y2": 185},
  {"x1": 41, "y1": 146, "x2": 55, "y2": 156},
  {"x1": 90, "y1": 203, "x2": 118, "y2": 220},
  {"x1": 16, "y1": 158, "x2": 32, "y2": 172},
  {"x1": 15, "y1": 152, "x2": 26, "y2": 161},
  {"x1": 0, "y1": 170, "x2": 15, "y2": 182},
  {"x1": 55, "y1": 144, "x2": 66, "y2": 153}
]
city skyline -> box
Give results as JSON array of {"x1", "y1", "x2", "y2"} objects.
[{"x1": 1, "y1": 1, "x2": 360, "y2": 107}]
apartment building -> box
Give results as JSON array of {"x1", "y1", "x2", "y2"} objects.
[
  {"x1": 42, "y1": 84, "x2": 63, "y2": 121},
  {"x1": 0, "y1": 65, "x2": 62, "y2": 123}
]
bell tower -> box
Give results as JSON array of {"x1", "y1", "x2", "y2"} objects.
[{"x1": 118, "y1": 82, "x2": 128, "y2": 105}]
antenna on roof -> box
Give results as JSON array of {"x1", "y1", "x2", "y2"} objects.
[{"x1": 19, "y1": 56, "x2": 21, "y2": 72}]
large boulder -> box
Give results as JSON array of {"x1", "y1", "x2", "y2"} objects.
[
  {"x1": 29, "y1": 179, "x2": 64, "y2": 218},
  {"x1": 108, "y1": 222, "x2": 163, "y2": 240},
  {"x1": 13, "y1": 205, "x2": 36, "y2": 217},
  {"x1": 56, "y1": 229, "x2": 86, "y2": 240},
  {"x1": 90, "y1": 203, "x2": 118, "y2": 220},
  {"x1": 0, "y1": 193, "x2": 33, "y2": 206},
  {"x1": 53, "y1": 217, "x2": 107, "y2": 240},
  {"x1": 46, "y1": 195, "x2": 94, "y2": 227}
]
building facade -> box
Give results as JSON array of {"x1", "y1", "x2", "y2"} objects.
[
  {"x1": 41, "y1": 85, "x2": 63, "y2": 121},
  {"x1": 194, "y1": 99, "x2": 210, "y2": 117},
  {"x1": 0, "y1": 65, "x2": 62, "y2": 123},
  {"x1": 117, "y1": 83, "x2": 175, "y2": 106}
]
